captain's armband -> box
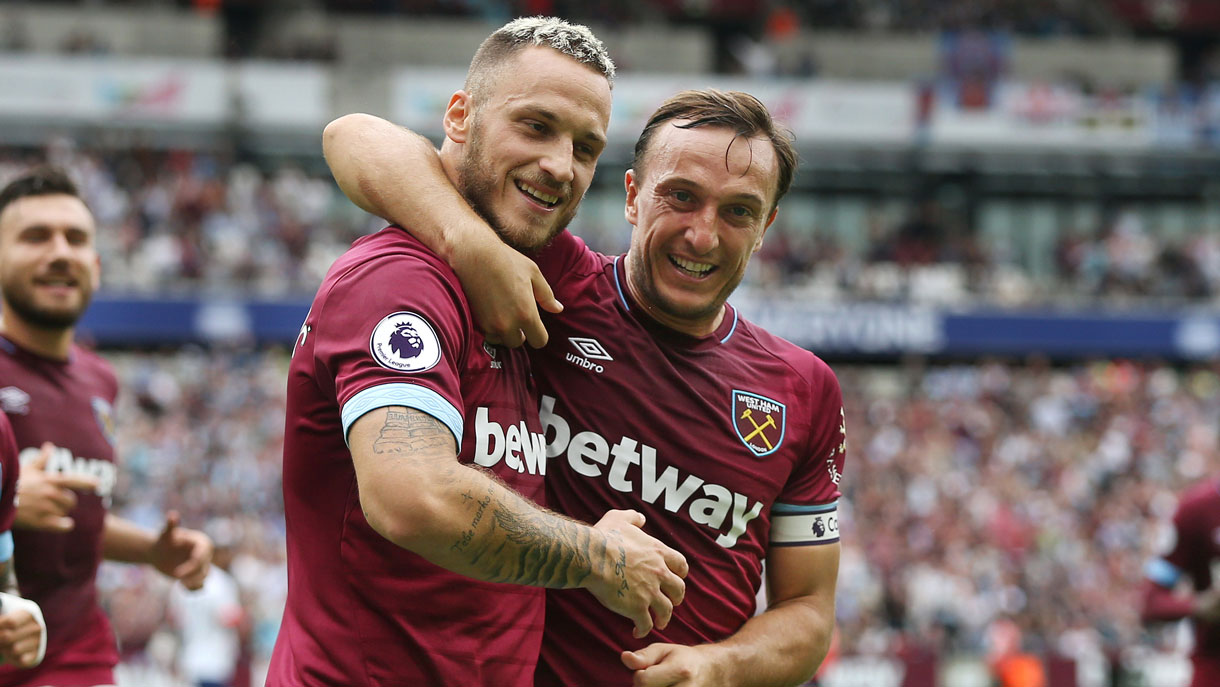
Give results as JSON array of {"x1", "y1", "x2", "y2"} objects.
[{"x1": 771, "y1": 501, "x2": 839, "y2": 546}]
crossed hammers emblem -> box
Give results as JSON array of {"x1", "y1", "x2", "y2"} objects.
[{"x1": 740, "y1": 408, "x2": 776, "y2": 451}]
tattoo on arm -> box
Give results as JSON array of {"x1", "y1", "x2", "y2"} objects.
[
  {"x1": 371, "y1": 409, "x2": 458, "y2": 484},
  {"x1": 368, "y1": 409, "x2": 629, "y2": 593},
  {"x1": 373, "y1": 410, "x2": 454, "y2": 454},
  {"x1": 448, "y1": 482, "x2": 628, "y2": 593}
]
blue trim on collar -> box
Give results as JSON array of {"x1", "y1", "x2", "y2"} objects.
[
  {"x1": 719, "y1": 306, "x2": 739, "y2": 344},
  {"x1": 613, "y1": 256, "x2": 630, "y2": 311}
]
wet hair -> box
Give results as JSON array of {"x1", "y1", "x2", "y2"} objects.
[
  {"x1": 632, "y1": 89, "x2": 798, "y2": 211},
  {"x1": 464, "y1": 16, "x2": 615, "y2": 99},
  {"x1": 0, "y1": 166, "x2": 83, "y2": 219}
]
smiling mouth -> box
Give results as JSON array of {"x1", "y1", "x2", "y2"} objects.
[
  {"x1": 34, "y1": 277, "x2": 78, "y2": 288},
  {"x1": 669, "y1": 255, "x2": 716, "y2": 278},
  {"x1": 516, "y1": 181, "x2": 561, "y2": 209}
]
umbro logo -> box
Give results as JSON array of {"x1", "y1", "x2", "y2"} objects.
[
  {"x1": 569, "y1": 337, "x2": 613, "y2": 361},
  {"x1": 566, "y1": 337, "x2": 612, "y2": 374},
  {"x1": 0, "y1": 386, "x2": 29, "y2": 415}
]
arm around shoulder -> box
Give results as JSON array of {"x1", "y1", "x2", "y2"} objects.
[{"x1": 322, "y1": 112, "x2": 561, "y2": 347}]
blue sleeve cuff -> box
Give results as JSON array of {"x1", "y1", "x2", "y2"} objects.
[
  {"x1": 1145, "y1": 558, "x2": 1182, "y2": 587},
  {"x1": 0, "y1": 531, "x2": 13, "y2": 563},
  {"x1": 341, "y1": 383, "x2": 463, "y2": 451}
]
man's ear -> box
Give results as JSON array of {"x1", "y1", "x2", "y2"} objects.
[
  {"x1": 442, "y1": 90, "x2": 474, "y2": 144},
  {"x1": 624, "y1": 169, "x2": 640, "y2": 226},
  {"x1": 754, "y1": 208, "x2": 778, "y2": 253}
]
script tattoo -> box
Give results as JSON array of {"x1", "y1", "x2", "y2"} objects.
[{"x1": 452, "y1": 492, "x2": 492, "y2": 553}]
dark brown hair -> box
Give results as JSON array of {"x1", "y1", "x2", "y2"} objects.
[
  {"x1": 0, "y1": 166, "x2": 82, "y2": 218},
  {"x1": 632, "y1": 89, "x2": 797, "y2": 211}
]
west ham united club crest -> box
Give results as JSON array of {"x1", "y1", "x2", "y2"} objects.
[
  {"x1": 732, "y1": 390, "x2": 786, "y2": 456},
  {"x1": 370, "y1": 311, "x2": 442, "y2": 373},
  {"x1": 92, "y1": 396, "x2": 117, "y2": 446}
]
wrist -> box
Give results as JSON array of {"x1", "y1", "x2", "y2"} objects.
[{"x1": 587, "y1": 529, "x2": 623, "y2": 593}]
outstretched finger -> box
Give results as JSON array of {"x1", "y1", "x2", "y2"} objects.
[
  {"x1": 158, "y1": 511, "x2": 181, "y2": 543},
  {"x1": 47, "y1": 472, "x2": 100, "y2": 492},
  {"x1": 24, "y1": 443, "x2": 55, "y2": 472}
]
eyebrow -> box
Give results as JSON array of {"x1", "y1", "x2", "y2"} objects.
[
  {"x1": 664, "y1": 176, "x2": 766, "y2": 207},
  {"x1": 523, "y1": 106, "x2": 607, "y2": 149}
]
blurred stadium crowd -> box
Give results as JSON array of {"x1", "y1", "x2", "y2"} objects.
[{"x1": 8, "y1": 141, "x2": 1220, "y2": 308}]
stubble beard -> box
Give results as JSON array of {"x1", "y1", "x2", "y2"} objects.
[
  {"x1": 626, "y1": 248, "x2": 730, "y2": 326},
  {"x1": 455, "y1": 123, "x2": 579, "y2": 255},
  {"x1": 1, "y1": 282, "x2": 89, "y2": 331}
]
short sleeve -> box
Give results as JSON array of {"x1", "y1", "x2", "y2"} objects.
[
  {"x1": 770, "y1": 360, "x2": 845, "y2": 547},
  {"x1": 314, "y1": 248, "x2": 471, "y2": 449}
]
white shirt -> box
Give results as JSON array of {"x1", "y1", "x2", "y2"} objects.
[{"x1": 169, "y1": 566, "x2": 242, "y2": 683}]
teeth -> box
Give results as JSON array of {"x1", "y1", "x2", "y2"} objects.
[
  {"x1": 671, "y1": 256, "x2": 714, "y2": 274},
  {"x1": 518, "y1": 182, "x2": 559, "y2": 206}
]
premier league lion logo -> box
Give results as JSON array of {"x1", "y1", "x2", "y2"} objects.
[
  {"x1": 389, "y1": 322, "x2": 424, "y2": 360},
  {"x1": 370, "y1": 311, "x2": 442, "y2": 372},
  {"x1": 812, "y1": 517, "x2": 826, "y2": 538}
]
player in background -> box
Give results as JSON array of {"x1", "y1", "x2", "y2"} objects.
[
  {"x1": 0, "y1": 166, "x2": 214, "y2": 687},
  {"x1": 0, "y1": 414, "x2": 47, "y2": 670},
  {"x1": 268, "y1": 18, "x2": 686, "y2": 687},
  {"x1": 168, "y1": 519, "x2": 246, "y2": 687},
  {"x1": 326, "y1": 89, "x2": 843, "y2": 686},
  {"x1": 1142, "y1": 475, "x2": 1220, "y2": 687}
]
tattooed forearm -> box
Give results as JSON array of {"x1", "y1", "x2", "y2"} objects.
[{"x1": 445, "y1": 482, "x2": 620, "y2": 591}]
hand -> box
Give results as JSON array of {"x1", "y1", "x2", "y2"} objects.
[
  {"x1": 621, "y1": 643, "x2": 726, "y2": 687},
  {"x1": 1195, "y1": 586, "x2": 1220, "y2": 623},
  {"x1": 15, "y1": 443, "x2": 100, "y2": 532},
  {"x1": 148, "y1": 511, "x2": 213, "y2": 590},
  {"x1": 450, "y1": 232, "x2": 562, "y2": 348},
  {"x1": 588, "y1": 510, "x2": 688, "y2": 639},
  {"x1": 0, "y1": 608, "x2": 43, "y2": 668}
]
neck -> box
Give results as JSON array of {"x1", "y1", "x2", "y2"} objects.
[
  {"x1": 0, "y1": 314, "x2": 74, "y2": 360},
  {"x1": 623, "y1": 256, "x2": 724, "y2": 338}
]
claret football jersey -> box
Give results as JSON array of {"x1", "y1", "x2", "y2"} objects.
[
  {"x1": 268, "y1": 227, "x2": 546, "y2": 687},
  {"x1": 1147, "y1": 477, "x2": 1220, "y2": 686},
  {"x1": 530, "y1": 231, "x2": 846, "y2": 686},
  {"x1": 0, "y1": 336, "x2": 121, "y2": 687}
]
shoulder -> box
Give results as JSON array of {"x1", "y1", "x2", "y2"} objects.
[
  {"x1": 534, "y1": 229, "x2": 612, "y2": 286},
  {"x1": 1177, "y1": 479, "x2": 1220, "y2": 521},
  {"x1": 734, "y1": 316, "x2": 839, "y2": 393},
  {"x1": 333, "y1": 227, "x2": 458, "y2": 285},
  {"x1": 319, "y1": 227, "x2": 465, "y2": 308},
  {"x1": 70, "y1": 346, "x2": 120, "y2": 395}
]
